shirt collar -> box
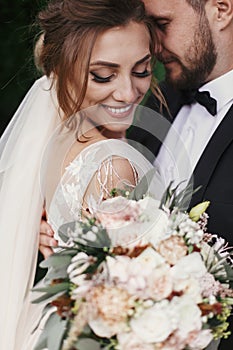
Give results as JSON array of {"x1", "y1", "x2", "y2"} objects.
[{"x1": 199, "y1": 69, "x2": 233, "y2": 112}]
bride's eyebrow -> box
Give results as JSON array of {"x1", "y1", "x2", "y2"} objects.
[
  {"x1": 90, "y1": 61, "x2": 119, "y2": 68},
  {"x1": 135, "y1": 53, "x2": 151, "y2": 65},
  {"x1": 90, "y1": 54, "x2": 151, "y2": 68}
]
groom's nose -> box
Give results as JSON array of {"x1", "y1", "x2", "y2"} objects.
[{"x1": 154, "y1": 35, "x2": 163, "y2": 56}]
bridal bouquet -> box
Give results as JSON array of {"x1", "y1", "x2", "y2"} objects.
[{"x1": 33, "y1": 185, "x2": 233, "y2": 350}]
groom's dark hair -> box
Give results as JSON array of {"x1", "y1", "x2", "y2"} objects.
[{"x1": 186, "y1": 0, "x2": 208, "y2": 12}]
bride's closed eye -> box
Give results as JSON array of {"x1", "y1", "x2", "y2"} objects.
[
  {"x1": 132, "y1": 60, "x2": 152, "y2": 78},
  {"x1": 132, "y1": 69, "x2": 152, "y2": 78},
  {"x1": 90, "y1": 71, "x2": 115, "y2": 83}
]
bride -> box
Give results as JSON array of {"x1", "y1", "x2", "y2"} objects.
[{"x1": 0, "y1": 0, "x2": 166, "y2": 349}]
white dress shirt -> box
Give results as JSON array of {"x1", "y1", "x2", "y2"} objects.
[{"x1": 154, "y1": 69, "x2": 233, "y2": 191}]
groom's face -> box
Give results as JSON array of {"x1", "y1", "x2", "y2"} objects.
[{"x1": 143, "y1": 0, "x2": 217, "y2": 89}]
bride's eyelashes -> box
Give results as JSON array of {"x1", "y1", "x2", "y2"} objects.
[
  {"x1": 90, "y1": 68, "x2": 151, "y2": 84},
  {"x1": 132, "y1": 69, "x2": 152, "y2": 78},
  {"x1": 90, "y1": 71, "x2": 115, "y2": 83}
]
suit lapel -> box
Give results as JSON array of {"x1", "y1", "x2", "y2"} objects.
[{"x1": 190, "y1": 103, "x2": 233, "y2": 207}]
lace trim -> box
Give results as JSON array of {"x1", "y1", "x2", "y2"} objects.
[{"x1": 96, "y1": 156, "x2": 139, "y2": 201}]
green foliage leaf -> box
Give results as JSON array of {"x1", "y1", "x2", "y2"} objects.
[
  {"x1": 40, "y1": 254, "x2": 73, "y2": 269},
  {"x1": 129, "y1": 168, "x2": 157, "y2": 200},
  {"x1": 32, "y1": 282, "x2": 70, "y2": 304},
  {"x1": 34, "y1": 312, "x2": 68, "y2": 350},
  {"x1": 160, "y1": 181, "x2": 201, "y2": 211}
]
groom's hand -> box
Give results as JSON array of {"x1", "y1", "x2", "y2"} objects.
[{"x1": 39, "y1": 210, "x2": 58, "y2": 259}]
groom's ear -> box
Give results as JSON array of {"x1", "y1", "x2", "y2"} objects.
[{"x1": 212, "y1": 0, "x2": 233, "y2": 29}]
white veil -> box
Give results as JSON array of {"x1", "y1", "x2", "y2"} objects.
[{"x1": 0, "y1": 76, "x2": 61, "y2": 350}]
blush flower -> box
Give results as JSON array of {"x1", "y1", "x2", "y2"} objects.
[
  {"x1": 87, "y1": 285, "x2": 134, "y2": 338},
  {"x1": 146, "y1": 265, "x2": 173, "y2": 300},
  {"x1": 157, "y1": 236, "x2": 188, "y2": 265}
]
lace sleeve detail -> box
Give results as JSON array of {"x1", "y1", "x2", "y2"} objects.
[
  {"x1": 47, "y1": 139, "x2": 154, "y2": 239},
  {"x1": 94, "y1": 156, "x2": 139, "y2": 201}
]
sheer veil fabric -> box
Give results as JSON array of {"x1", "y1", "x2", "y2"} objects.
[{"x1": 0, "y1": 76, "x2": 61, "y2": 350}]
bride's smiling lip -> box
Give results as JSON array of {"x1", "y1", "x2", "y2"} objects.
[{"x1": 101, "y1": 103, "x2": 135, "y2": 118}]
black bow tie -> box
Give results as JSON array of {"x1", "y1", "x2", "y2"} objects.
[{"x1": 181, "y1": 90, "x2": 217, "y2": 116}]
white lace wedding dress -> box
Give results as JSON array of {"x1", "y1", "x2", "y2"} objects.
[{"x1": 19, "y1": 138, "x2": 155, "y2": 350}]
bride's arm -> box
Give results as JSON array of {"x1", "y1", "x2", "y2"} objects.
[
  {"x1": 39, "y1": 156, "x2": 138, "y2": 257},
  {"x1": 82, "y1": 156, "x2": 138, "y2": 212}
]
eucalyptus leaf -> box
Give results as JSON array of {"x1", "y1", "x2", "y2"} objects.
[
  {"x1": 32, "y1": 282, "x2": 70, "y2": 304},
  {"x1": 32, "y1": 290, "x2": 66, "y2": 304},
  {"x1": 33, "y1": 282, "x2": 69, "y2": 294},
  {"x1": 40, "y1": 254, "x2": 72, "y2": 269},
  {"x1": 34, "y1": 329, "x2": 48, "y2": 350},
  {"x1": 58, "y1": 221, "x2": 78, "y2": 242},
  {"x1": 34, "y1": 312, "x2": 68, "y2": 350},
  {"x1": 129, "y1": 168, "x2": 157, "y2": 200},
  {"x1": 47, "y1": 313, "x2": 68, "y2": 350},
  {"x1": 75, "y1": 338, "x2": 101, "y2": 350},
  {"x1": 32, "y1": 303, "x2": 54, "y2": 334},
  {"x1": 44, "y1": 266, "x2": 69, "y2": 282}
]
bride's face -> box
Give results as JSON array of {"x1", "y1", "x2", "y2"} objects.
[{"x1": 80, "y1": 21, "x2": 152, "y2": 134}]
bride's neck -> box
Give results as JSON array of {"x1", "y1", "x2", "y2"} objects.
[
  {"x1": 98, "y1": 128, "x2": 126, "y2": 140},
  {"x1": 79, "y1": 117, "x2": 126, "y2": 141}
]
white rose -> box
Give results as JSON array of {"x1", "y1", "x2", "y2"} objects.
[
  {"x1": 135, "y1": 247, "x2": 165, "y2": 269},
  {"x1": 106, "y1": 255, "x2": 132, "y2": 284},
  {"x1": 171, "y1": 296, "x2": 202, "y2": 338},
  {"x1": 138, "y1": 197, "x2": 169, "y2": 244},
  {"x1": 189, "y1": 329, "x2": 213, "y2": 350},
  {"x1": 171, "y1": 252, "x2": 207, "y2": 280},
  {"x1": 118, "y1": 332, "x2": 154, "y2": 350},
  {"x1": 89, "y1": 318, "x2": 117, "y2": 338},
  {"x1": 130, "y1": 302, "x2": 174, "y2": 343}
]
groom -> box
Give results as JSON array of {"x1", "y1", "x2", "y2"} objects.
[
  {"x1": 39, "y1": 0, "x2": 233, "y2": 347},
  {"x1": 131, "y1": 1, "x2": 233, "y2": 349},
  {"x1": 130, "y1": 0, "x2": 233, "y2": 245}
]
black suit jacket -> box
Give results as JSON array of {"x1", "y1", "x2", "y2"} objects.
[
  {"x1": 129, "y1": 83, "x2": 233, "y2": 245},
  {"x1": 128, "y1": 83, "x2": 233, "y2": 349}
]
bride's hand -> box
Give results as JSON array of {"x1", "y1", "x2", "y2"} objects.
[{"x1": 39, "y1": 210, "x2": 58, "y2": 259}]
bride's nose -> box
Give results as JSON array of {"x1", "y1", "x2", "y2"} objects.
[{"x1": 112, "y1": 76, "x2": 139, "y2": 103}]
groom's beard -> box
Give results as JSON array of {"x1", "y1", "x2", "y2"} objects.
[{"x1": 159, "y1": 14, "x2": 217, "y2": 90}]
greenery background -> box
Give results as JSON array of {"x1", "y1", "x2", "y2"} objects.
[
  {"x1": 0, "y1": 0, "x2": 164, "y2": 136},
  {"x1": 0, "y1": 0, "x2": 45, "y2": 135}
]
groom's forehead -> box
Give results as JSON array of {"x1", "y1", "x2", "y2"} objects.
[{"x1": 142, "y1": 0, "x2": 191, "y2": 17}]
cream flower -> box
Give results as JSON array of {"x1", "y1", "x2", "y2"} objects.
[
  {"x1": 146, "y1": 265, "x2": 173, "y2": 301},
  {"x1": 171, "y1": 253, "x2": 206, "y2": 302},
  {"x1": 87, "y1": 285, "x2": 134, "y2": 338},
  {"x1": 171, "y1": 296, "x2": 202, "y2": 338},
  {"x1": 157, "y1": 235, "x2": 188, "y2": 265},
  {"x1": 189, "y1": 329, "x2": 213, "y2": 350},
  {"x1": 130, "y1": 301, "x2": 175, "y2": 343},
  {"x1": 117, "y1": 332, "x2": 155, "y2": 350},
  {"x1": 171, "y1": 252, "x2": 207, "y2": 280}
]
